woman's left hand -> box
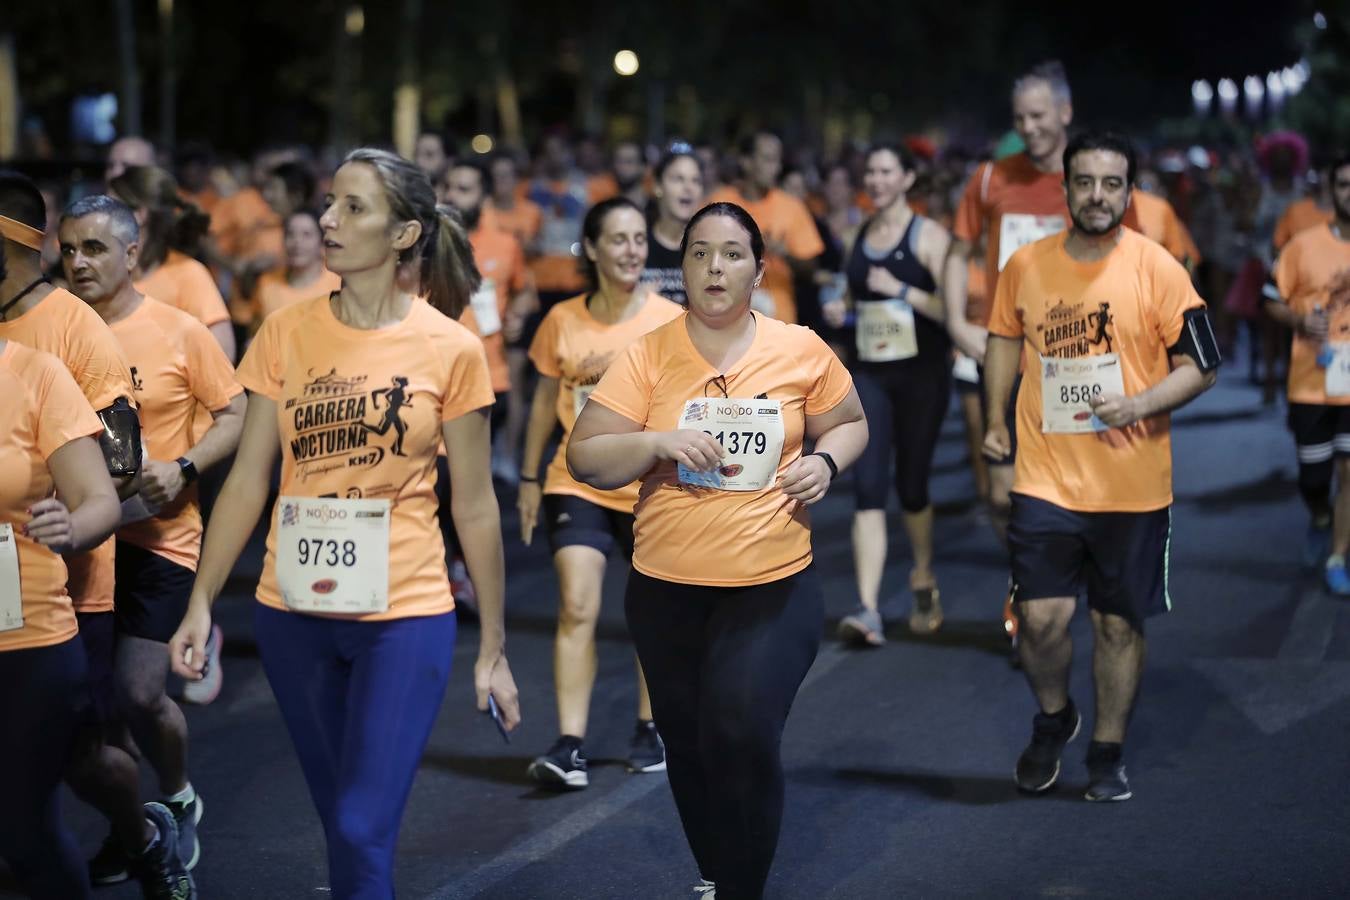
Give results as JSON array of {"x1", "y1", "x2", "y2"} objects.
[{"x1": 778, "y1": 454, "x2": 833, "y2": 507}]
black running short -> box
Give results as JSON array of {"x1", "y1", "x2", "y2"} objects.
[
  {"x1": 1008, "y1": 492, "x2": 1171, "y2": 627},
  {"x1": 1287, "y1": 402, "x2": 1350, "y2": 464},
  {"x1": 543, "y1": 493, "x2": 635, "y2": 558},
  {"x1": 114, "y1": 540, "x2": 194, "y2": 643},
  {"x1": 74, "y1": 610, "x2": 117, "y2": 724}
]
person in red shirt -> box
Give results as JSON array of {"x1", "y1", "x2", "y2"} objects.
[
  {"x1": 944, "y1": 60, "x2": 1074, "y2": 651},
  {"x1": 169, "y1": 149, "x2": 520, "y2": 897}
]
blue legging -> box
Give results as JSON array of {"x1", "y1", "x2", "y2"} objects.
[{"x1": 253, "y1": 603, "x2": 456, "y2": 900}]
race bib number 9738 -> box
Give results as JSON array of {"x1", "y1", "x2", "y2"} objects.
[{"x1": 276, "y1": 496, "x2": 391, "y2": 614}]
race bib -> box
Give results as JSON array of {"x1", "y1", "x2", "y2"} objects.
[
  {"x1": 1040, "y1": 354, "x2": 1125, "y2": 433},
  {"x1": 275, "y1": 497, "x2": 391, "y2": 614},
  {"x1": 953, "y1": 352, "x2": 979, "y2": 384},
  {"x1": 677, "y1": 398, "x2": 786, "y2": 492},
  {"x1": 572, "y1": 383, "x2": 595, "y2": 421},
  {"x1": 1326, "y1": 343, "x2": 1350, "y2": 397},
  {"x1": 856, "y1": 299, "x2": 918, "y2": 363},
  {"x1": 0, "y1": 524, "x2": 22, "y2": 633},
  {"x1": 751, "y1": 289, "x2": 777, "y2": 317},
  {"x1": 998, "y1": 213, "x2": 1067, "y2": 270},
  {"x1": 469, "y1": 279, "x2": 501, "y2": 337}
]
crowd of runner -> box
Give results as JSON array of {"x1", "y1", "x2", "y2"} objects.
[{"x1": 1, "y1": 55, "x2": 1343, "y2": 900}]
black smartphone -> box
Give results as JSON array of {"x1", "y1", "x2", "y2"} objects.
[{"x1": 487, "y1": 693, "x2": 511, "y2": 744}]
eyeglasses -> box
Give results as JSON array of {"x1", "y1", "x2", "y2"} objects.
[{"x1": 703, "y1": 374, "x2": 728, "y2": 398}]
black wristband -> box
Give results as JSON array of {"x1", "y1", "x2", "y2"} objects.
[
  {"x1": 809, "y1": 451, "x2": 838, "y2": 480},
  {"x1": 176, "y1": 456, "x2": 199, "y2": 485}
]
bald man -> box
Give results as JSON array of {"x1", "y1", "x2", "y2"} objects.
[{"x1": 106, "y1": 138, "x2": 156, "y2": 186}]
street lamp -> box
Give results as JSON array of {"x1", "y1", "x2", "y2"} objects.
[
  {"x1": 1192, "y1": 80, "x2": 1213, "y2": 116},
  {"x1": 613, "y1": 50, "x2": 639, "y2": 77}
]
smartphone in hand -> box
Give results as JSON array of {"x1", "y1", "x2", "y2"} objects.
[{"x1": 487, "y1": 693, "x2": 511, "y2": 744}]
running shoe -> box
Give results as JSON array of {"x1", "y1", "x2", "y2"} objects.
[
  {"x1": 626, "y1": 720, "x2": 667, "y2": 773},
  {"x1": 693, "y1": 879, "x2": 716, "y2": 897},
  {"x1": 1304, "y1": 518, "x2": 1332, "y2": 569},
  {"x1": 1014, "y1": 700, "x2": 1081, "y2": 794},
  {"x1": 180, "y1": 624, "x2": 222, "y2": 705},
  {"x1": 88, "y1": 832, "x2": 131, "y2": 885},
  {"x1": 908, "y1": 587, "x2": 943, "y2": 634},
  {"x1": 1085, "y1": 744, "x2": 1132, "y2": 802},
  {"x1": 527, "y1": 736, "x2": 589, "y2": 789},
  {"x1": 131, "y1": 802, "x2": 196, "y2": 899},
  {"x1": 1326, "y1": 556, "x2": 1350, "y2": 596},
  {"x1": 450, "y1": 555, "x2": 479, "y2": 618},
  {"x1": 165, "y1": 789, "x2": 203, "y2": 871},
  {"x1": 837, "y1": 606, "x2": 885, "y2": 646}
]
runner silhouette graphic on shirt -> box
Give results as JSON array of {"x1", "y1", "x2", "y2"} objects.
[
  {"x1": 1087, "y1": 303, "x2": 1115, "y2": 353},
  {"x1": 363, "y1": 376, "x2": 411, "y2": 456}
]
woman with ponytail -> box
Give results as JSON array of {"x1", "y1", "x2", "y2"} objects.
[
  {"x1": 168, "y1": 147, "x2": 519, "y2": 898},
  {"x1": 110, "y1": 165, "x2": 236, "y2": 361}
]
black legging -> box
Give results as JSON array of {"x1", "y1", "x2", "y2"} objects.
[
  {"x1": 852, "y1": 359, "x2": 952, "y2": 512},
  {"x1": 625, "y1": 566, "x2": 823, "y2": 900},
  {"x1": 0, "y1": 637, "x2": 91, "y2": 899}
]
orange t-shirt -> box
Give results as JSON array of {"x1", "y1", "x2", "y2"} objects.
[
  {"x1": 238, "y1": 268, "x2": 342, "y2": 328},
  {"x1": 589, "y1": 312, "x2": 854, "y2": 586},
  {"x1": 112, "y1": 299, "x2": 243, "y2": 570},
  {"x1": 529, "y1": 292, "x2": 684, "y2": 512},
  {"x1": 706, "y1": 186, "x2": 825, "y2": 325},
  {"x1": 458, "y1": 226, "x2": 529, "y2": 394},
  {"x1": 212, "y1": 187, "x2": 283, "y2": 263},
  {"x1": 988, "y1": 229, "x2": 1205, "y2": 513},
  {"x1": 485, "y1": 197, "x2": 543, "y2": 247},
  {"x1": 1271, "y1": 224, "x2": 1350, "y2": 405},
  {"x1": 1274, "y1": 197, "x2": 1334, "y2": 251},
  {"x1": 966, "y1": 257, "x2": 990, "y2": 327},
  {"x1": 1125, "y1": 190, "x2": 1202, "y2": 267},
  {"x1": 235, "y1": 296, "x2": 495, "y2": 620},
  {"x1": 0, "y1": 342, "x2": 104, "y2": 652},
  {"x1": 0, "y1": 287, "x2": 137, "y2": 613},
  {"x1": 954, "y1": 153, "x2": 1069, "y2": 326},
  {"x1": 135, "y1": 250, "x2": 231, "y2": 327}
]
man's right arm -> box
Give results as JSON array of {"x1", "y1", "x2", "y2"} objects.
[
  {"x1": 982, "y1": 335, "x2": 1022, "y2": 461},
  {"x1": 944, "y1": 238, "x2": 987, "y2": 362}
]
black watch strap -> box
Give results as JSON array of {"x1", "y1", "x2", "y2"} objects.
[
  {"x1": 176, "y1": 457, "x2": 199, "y2": 485},
  {"x1": 810, "y1": 451, "x2": 838, "y2": 480}
]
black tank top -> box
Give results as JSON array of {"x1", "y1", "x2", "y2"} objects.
[{"x1": 846, "y1": 214, "x2": 949, "y2": 366}]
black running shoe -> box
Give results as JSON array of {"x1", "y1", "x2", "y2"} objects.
[
  {"x1": 131, "y1": 802, "x2": 197, "y2": 899},
  {"x1": 1085, "y1": 745, "x2": 1132, "y2": 802},
  {"x1": 626, "y1": 720, "x2": 667, "y2": 773},
  {"x1": 88, "y1": 831, "x2": 131, "y2": 885},
  {"x1": 1014, "y1": 700, "x2": 1081, "y2": 794},
  {"x1": 527, "y1": 736, "x2": 589, "y2": 789}
]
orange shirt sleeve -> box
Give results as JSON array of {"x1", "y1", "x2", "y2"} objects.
[
  {"x1": 1274, "y1": 206, "x2": 1295, "y2": 252},
  {"x1": 36, "y1": 356, "x2": 104, "y2": 459},
  {"x1": 953, "y1": 163, "x2": 990, "y2": 244},
  {"x1": 782, "y1": 198, "x2": 826, "y2": 260},
  {"x1": 183, "y1": 318, "x2": 244, "y2": 411},
  {"x1": 986, "y1": 252, "x2": 1024, "y2": 339},
  {"x1": 175, "y1": 259, "x2": 230, "y2": 326},
  {"x1": 588, "y1": 339, "x2": 653, "y2": 426},
  {"x1": 69, "y1": 313, "x2": 137, "y2": 412},
  {"x1": 527, "y1": 306, "x2": 564, "y2": 378},
  {"x1": 440, "y1": 332, "x2": 496, "y2": 421},
  {"x1": 803, "y1": 334, "x2": 854, "y2": 415},
  {"x1": 1272, "y1": 243, "x2": 1300, "y2": 305},
  {"x1": 1151, "y1": 252, "x2": 1206, "y2": 348},
  {"x1": 235, "y1": 311, "x2": 286, "y2": 399}
]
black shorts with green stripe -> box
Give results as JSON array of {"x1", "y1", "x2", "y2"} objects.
[{"x1": 1008, "y1": 492, "x2": 1172, "y2": 628}]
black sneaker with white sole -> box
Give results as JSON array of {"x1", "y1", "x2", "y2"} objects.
[
  {"x1": 1015, "y1": 699, "x2": 1081, "y2": 794},
  {"x1": 1085, "y1": 743, "x2": 1132, "y2": 802},
  {"x1": 527, "y1": 736, "x2": 589, "y2": 789},
  {"x1": 626, "y1": 720, "x2": 666, "y2": 773}
]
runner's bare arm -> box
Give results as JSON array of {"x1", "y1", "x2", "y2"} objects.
[
  {"x1": 1263, "y1": 296, "x2": 1323, "y2": 338},
  {"x1": 140, "y1": 393, "x2": 248, "y2": 508},
  {"x1": 518, "y1": 376, "x2": 561, "y2": 545},
  {"x1": 943, "y1": 238, "x2": 987, "y2": 361},
  {"x1": 912, "y1": 219, "x2": 953, "y2": 324},
  {"x1": 780, "y1": 386, "x2": 869, "y2": 506},
  {"x1": 32, "y1": 436, "x2": 121, "y2": 555},
  {"x1": 1090, "y1": 354, "x2": 1217, "y2": 427},
  {"x1": 567, "y1": 401, "x2": 724, "y2": 490},
  {"x1": 443, "y1": 407, "x2": 520, "y2": 729},
  {"x1": 982, "y1": 335, "x2": 1022, "y2": 459}
]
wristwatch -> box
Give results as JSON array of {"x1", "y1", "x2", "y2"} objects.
[
  {"x1": 809, "y1": 451, "x2": 838, "y2": 480},
  {"x1": 176, "y1": 457, "x2": 199, "y2": 485}
]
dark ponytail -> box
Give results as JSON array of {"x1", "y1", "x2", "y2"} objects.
[{"x1": 425, "y1": 206, "x2": 480, "y2": 319}]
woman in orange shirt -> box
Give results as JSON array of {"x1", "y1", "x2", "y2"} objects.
[
  {"x1": 110, "y1": 166, "x2": 235, "y2": 362},
  {"x1": 238, "y1": 209, "x2": 342, "y2": 338},
  {"x1": 518, "y1": 197, "x2": 683, "y2": 789},
  {"x1": 0, "y1": 338, "x2": 121, "y2": 900},
  {"x1": 168, "y1": 149, "x2": 521, "y2": 897},
  {"x1": 568, "y1": 202, "x2": 868, "y2": 900}
]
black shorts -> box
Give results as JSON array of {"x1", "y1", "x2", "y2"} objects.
[
  {"x1": 114, "y1": 540, "x2": 194, "y2": 643},
  {"x1": 543, "y1": 493, "x2": 635, "y2": 558},
  {"x1": 75, "y1": 610, "x2": 117, "y2": 724},
  {"x1": 978, "y1": 367, "x2": 1019, "y2": 466},
  {"x1": 1008, "y1": 492, "x2": 1172, "y2": 627},
  {"x1": 1287, "y1": 402, "x2": 1350, "y2": 464}
]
